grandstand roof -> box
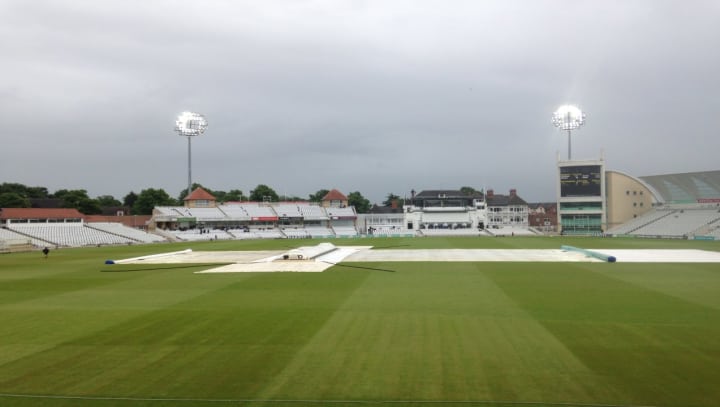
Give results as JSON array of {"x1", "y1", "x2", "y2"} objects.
[
  {"x1": 184, "y1": 187, "x2": 216, "y2": 201},
  {"x1": 639, "y1": 170, "x2": 720, "y2": 203},
  {"x1": 0, "y1": 208, "x2": 85, "y2": 220},
  {"x1": 415, "y1": 190, "x2": 484, "y2": 199},
  {"x1": 323, "y1": 189, "x2": 348, "y2": 201}
]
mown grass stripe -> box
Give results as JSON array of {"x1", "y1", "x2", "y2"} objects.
[{"x1": 0, "y1": 392, "x2": 661, "y2": 406}]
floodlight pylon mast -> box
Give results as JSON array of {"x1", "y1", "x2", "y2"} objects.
[
  {"x1": 552, "y1": 105, "x2": 586, "y2": 160},
  {"x1": 187, "y1": 136, "x2": 192, "y2": 196},
  {"x1": 567, "y1": 117, "x2": 572, "y2": 160},
  {"x1": 174, "y1": 112, "x2": 208, "y2": 197}
]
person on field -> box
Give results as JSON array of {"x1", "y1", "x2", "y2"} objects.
[{"x1": 42, "y1": 247, "x2": 49, "y2": 258}]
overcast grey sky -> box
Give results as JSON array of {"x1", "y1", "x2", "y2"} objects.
[{"x1": 1, "y1": 0, "x2": 718, "y2": 204}]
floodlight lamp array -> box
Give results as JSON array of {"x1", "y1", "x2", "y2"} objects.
[
  {"x1": 552, "y1": 105, "x2": 586, "y2": 131},
  {"x1": 175, "y1": 111, "x2": 208, "y2": 137}
]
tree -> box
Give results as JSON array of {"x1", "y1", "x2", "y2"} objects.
[
  {"x1": 382, "y1": 193, "x2": 402, "y2": 207},
  {"x1": 96, "y1": 195, "x2": 121, "y2": 207},
  {"x1": 0, "y1": 192, "x2": 30, "y2": 208},
  {"x1": 26, "y1": 186, "x2": 49, "y2": 199},
  {"x1": 347, "y1": 191, "x2": 370, "y2": 214},
  {"x1": 52, "y1": 189, "x2": 102, "y2": 215},
  {"x1": 0, "y1": 183, "x2": 48, "y2": 200},
  {"x1": 308, "y1": 189, "x2": 330, "y2": 203},
  {"x1": 77, "y1": 198, "x2": 102, "y2": 215},
  {"x1": 123, "y1": 191, "x2": 138, "y2": 208},
  {"x1": 249, "y1": 184, "x2": 279, "y2": 202},
  {"x1": 225, "y1": 189, "x2": 246, "y2": 202},
  {"x1": 132, "y1": 188, "x2": 176, "y2": 215},
  {"x1": 0, "y1": 183, "x2": 29, "y2": 195},
  {"x1": 460, "y1": 186, "x2": 478, "y2": 196}
]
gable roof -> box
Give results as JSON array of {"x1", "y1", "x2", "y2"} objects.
[
  {"x1": 0, "y1": 208, "x2": 85, "y2": 220},
  {"x1": 184, "y1": 187, "x2": 216, "y2": 201},
  {"x1": 322, "y1": 189, "x2": 348, "y2": 201},
  {"x1": 487, "y1": 194, "x2": 527, "y2": 206}
]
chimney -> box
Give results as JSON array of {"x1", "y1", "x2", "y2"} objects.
[
  {"x1": 391, "y1": 199, "x2": 398, "y2": 209},
  {"x1": 486, "y1": 189, "x2": 494, "y2": 198},
  {"x1": 510, "y1": 189, "x2": 517, "y2": 197}
]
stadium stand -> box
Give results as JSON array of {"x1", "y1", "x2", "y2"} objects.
[
  {"x1": 628, "y1": 208, "x2": 720, "y2": 238},
  {"x1": 273, "y1": 204, "x2": 303, "y2": 219},
  {"x1": 242, "y1": 204, "x2": 277, "y2": 219},
  {"x1": 282, "y1": 227, "x2": 310, "y2": 239},
  {"x1": 169, "y1": 229, "x2": 234, "y2": 241},
  {"x1": 217, "y1": 204, "x2": 250, "y2": 220},
  {"x1": 253, "y1": 228, "x2": 284, "y2": 239},
  {"x1": 485, "y1": 226, "x2": 537, "y2": 236},
  {"x1": 184, "y1": 207, "x2": 227, "y2": 220},
  {"x1": 325, "y1": 207, "x2": 357, "y2": 218},
  {"x1": 1, "y1": 227, "x2": 33, "y2": 242},
  {"x1": 8, "y1": 223, "x2": 135, "y2": 247},
  {"x1": 305, "y1": 226, "x2": 335, "y2": 238},
  {"x1": 606, "y1": 208, "x2": 677, "y2": 236},
  {"x1": 86, "y1": 222, "x2": 167, "y2": 243},
  {"x1": 297, "y1": 204, "x2": 329, "y2": 220},
  {"x1": 332, "y1": 225, "x2": 359, "y2": 237}
]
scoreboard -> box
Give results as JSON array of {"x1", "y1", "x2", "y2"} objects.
[{"x1": 560, "y1": 165, "x2": 602, "y2": 197}]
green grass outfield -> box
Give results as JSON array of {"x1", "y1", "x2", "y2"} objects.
[{"x1": 1, "y1": 236, "x2": 719, "y2": 407}]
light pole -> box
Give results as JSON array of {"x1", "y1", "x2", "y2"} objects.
[
  {"x1": 552, "y1": 105, "x2": 585, "y2": 160},
  {"x1": 175, "y1": 111, "x2": 208, "y2": 196}
]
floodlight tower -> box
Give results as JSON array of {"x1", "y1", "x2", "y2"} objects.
[
  {"x1": 552, "y1": 105, "x2": 586, "y2": 160},
  {"x1": 174, "y1": 111, "x2": 208, "y2": 196}
]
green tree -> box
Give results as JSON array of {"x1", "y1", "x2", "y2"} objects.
[
  {"x1": 279, "y1": 194, "x2": 304, "y2": 201},
  {"x1": 225, "y1": 189, "x2": 246, "y2": 202},
  {"x1": 77, "y1": 199, "x2": 102, "y2": 215},
  {"x1": 133, "y1": 188, "x2": 176, "y2": 215},
  {"x1": 347, "y1": 191, "x2": 371, "y2": 214},
  {"x1": 308, "y1": 189, "x2": 330, "y2": 202},
  {"x1": 96, "y1": 195, "x2": 121, "y2": 207},
  {"x1": 26, "y1": 186, "x2": 49, "y2": 199},
  {"x1": 460, "y1": 186, "x2": 478, "y2": 196},
  {"x1": 52, "y1": 189, "x2": 102, "y2": 214},
  {"x1": 382, "y1": 193, "x2": 402, "y2": 207},
  {"x1": 0, "y1": 182, "x2": 29, "y2": 195},
  {"x1": 0, "y1": 183, "x2": 49, "y2": 200},
  {"x1": 0, "y1": 192, "x2": 31, "y2": 208},
  {"x1": 249, "y1": 184, "x2": 279, "y2": 202},
  {"x1": 123, "y1": 191, "x2": 138, "y2": 208}
]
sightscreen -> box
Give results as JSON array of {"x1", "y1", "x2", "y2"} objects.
[{"x1": 560, "y1": 165, "x2": 602, "y2": 197}]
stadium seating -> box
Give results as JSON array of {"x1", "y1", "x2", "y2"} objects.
[
  {"x1": 325, "y1": 207, "x2": 356, "y2": 218},
  {"x1": 0, "y1": 227, "x2": 32, "y2": 241},
  {"x1": 241, "y1": 204, "x2": 277, "y2": 218},
  {"x1": 86, "y1": 222, "x2": 167, "y2": 243},
  {"x1": 332, "y1": 226, "x2": 359, "y2": 237},
  {"x1": 8, "y1": 223, "x2": 135, "y2": 247},
  {"x1": 628, "y1": 208, "x2": 720, "y2": 238},
  {"x1": 607, "y1": 209, "x2": 677, "y2": 235},
  {"x1": 419, "y1": 228, "x2": 479, "y2": 237},
  {"x1": 282, "y1": 228, "x2": 310, "y2": 238},
  {"x1": 485, "y1": 226, "x2": 536, "y2": 236},
  {"x1": 184, "y1": 207, "x2": 227, "y2": 220},
  {"x1": 297, "y1": 204, "x2": 328, "y2": 220},
  {"x1": 305, "y1": 226, "x2": 335, "y2": 238},
  {"x1": 273, "y1": 204, "x2": 303, "y2": 218}
]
